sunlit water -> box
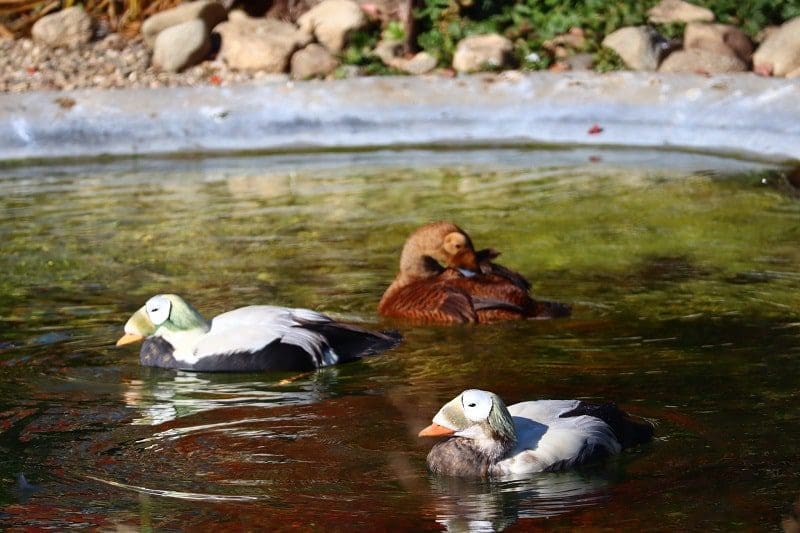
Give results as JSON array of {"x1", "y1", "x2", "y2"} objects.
[{"x1": 1, "y1": 148, "x2": 799, "y2": 530}]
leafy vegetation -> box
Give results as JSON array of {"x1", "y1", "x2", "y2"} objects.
[{"x1": 413, "y1": 0, "x2": 800, "y2": 70}]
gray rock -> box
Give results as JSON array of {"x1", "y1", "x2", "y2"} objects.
[
  {"x1": 602, "y1": 26, "x2": 664, "y2": 71},
  {"x1": 216, "y1": 16, "x2": 312, "y2": 71},
  {"x1": 141, "y1": 0, "x2": 227, "y2": 47},
  {"x1": 452, "y1": 33, "x2": 513, "y2": 73},
  {"x1": 297, "y1": 0, "x2": 366, "y2": 53},
  {"x1": 659, "y1": 48, "x2": 746, "y2": 73},
  {"x1": 31, "y1": 7, "x2": 93, "y2": 48},
  {"x1": 567, "y1": 53, "x2": 594, "y2": 71},
  {"x1": 753, "y1": 16, "x2": 800, "y2": 77},
  {"x1": 648, "y1": 0, "x2": 714, "y2": 24},
  {"x1": 291, "y1": 43, "x2": 338, "y2": 79},
  {"x1": 153, "y1": 19, "x2": 210, "y2": 72},
  {"x1": 684, "y1": 23, "x2": 752, "y2": 64}
]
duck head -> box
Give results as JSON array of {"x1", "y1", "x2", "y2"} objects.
[
  {"x1": 116, "y1": 294, "x2": 210, "y2": 347},
  {"x1": 419, "y1": 389, "x2": 517, "y2": 460},
  {"x1": 398, "y1": 222, "x2": 480, "y2": 280}
]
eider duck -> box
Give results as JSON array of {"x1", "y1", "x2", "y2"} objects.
[
  {"x1": 378, "y1": 221, "x2": 571, "y2": 324},
  {"x1": 419, "y1": 389, "x2": 654, "y2": 477},
  {"x1": 117, "y1": 294, "x2": 401, "y2": 372}
]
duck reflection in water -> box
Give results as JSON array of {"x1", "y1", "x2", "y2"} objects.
[
  {"x1": 429, "y1": 470, "x2": 612, "y2": 531},
  {"x1": 122, "y1": 367, "x2": 338, "y2": 425}
]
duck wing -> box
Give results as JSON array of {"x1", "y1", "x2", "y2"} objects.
[
  {"x1": 559, "y1": 401, "x2": 655, "y2": 450},
  {"x1": 291, "y1": 316, "x2": 402, "y2": 364},
  {"x1": 475, "y1": 248, "x2": 532, "y2": 292},
  {"x1": 494, "y1": 400, "x2": 621, "y2": 475},
  {"x1": 379, "y1": 280, "x2": 478, "y2": 324},
  {"x1": 193, "y1": 306, "x2": 397, "y2": 370}
]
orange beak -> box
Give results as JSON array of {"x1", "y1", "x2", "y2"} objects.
[
  {"x1": 418, "y1": 423, "x2": 456, "y2": 438},
  {"x1": 116, "y1": 333, "x2": 144, "y2": 347}
]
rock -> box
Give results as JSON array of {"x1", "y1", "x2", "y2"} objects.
[
  {"x1": 374, "y1": 38, "x2": 436, "y2": 74},
  {"x1": 452, "y1": 33, "x2": 513, "y2": 73},
  {"x1": 567, "y1": 53, "x2": 594, "y2": 71},
  {"x1": 152, "y1": 19, "x2": 210, "y2": 72},
  {"x1": 602, "y1": 26, "x2": 664, "y2": 71},
  {"x1": 374, "y1": 38, "x2": 404, "y2": 67},
  {"x1": 141, "y1": 0, "x2": 227, "y2": 47},
  {"x1": 31, "y1": 7, "x2": 93, "y2": 47},
  {"x1": 684, "y1": 23, "x2": 752, "y2": 64},
  {"x1": 543, "y1": 27, "x2": 586, "y2": 52},
  {"x1": 401, "y1": 51, "x2": 437, "y2": 75},
  {"x1": 290, "y1": 43, "x2": 338, "y2": 79},
  {"x1": 659, "y1": 48, "x2": 746, "y2": 74},
  {"x1": 648, "y1": 0, "x2": 714, "y2": 24},
  {"x1": 753, "y1": 16, "x2": 800, "y2": 77},
  {"x1": 297, "y1": 0, "x2": 366, "y2": 53},
  {"x1": 216, "y1": 16, "x2": 312, "y2": 71}
]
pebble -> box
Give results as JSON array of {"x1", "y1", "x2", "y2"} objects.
[{"x1": 0, "y1": 34, "x2": 282, "y2": 92}]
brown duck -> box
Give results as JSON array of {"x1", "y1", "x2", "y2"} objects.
[{"x1": 378, "y1": 221, "x2": 571, "y2": 324}]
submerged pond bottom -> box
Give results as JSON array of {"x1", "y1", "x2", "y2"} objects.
[{"x1": 0, "y1": 148, "x2": 799, "y2": 530}]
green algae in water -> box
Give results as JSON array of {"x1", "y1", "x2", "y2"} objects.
[{"x1": 0, "y1": 149, "x2": 799, "y2": 530}]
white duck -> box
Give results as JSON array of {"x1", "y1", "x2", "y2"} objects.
[
  {"x1": 117, "y1": 294, "x2": 401, "y2": 372},
  {"x1": 419, "y1": 389, "x2": 653, "y2": 477}
]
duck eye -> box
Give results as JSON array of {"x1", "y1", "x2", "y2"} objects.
[{"x1": 468, "y1": 403, "x2": 476, "y2": 407}]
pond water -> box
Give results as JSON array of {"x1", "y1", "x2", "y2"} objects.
[{"x1": 1, "y1": 148, "x2": 799, "y2": 530}]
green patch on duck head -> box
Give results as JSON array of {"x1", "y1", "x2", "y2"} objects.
[{"x1": 160, "y1": 294, "x2": 210, "y2": 333}]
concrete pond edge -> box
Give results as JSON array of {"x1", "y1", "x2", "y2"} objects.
[{"x1": 1, "y1": 71, "x2": 799, "y2": 165}]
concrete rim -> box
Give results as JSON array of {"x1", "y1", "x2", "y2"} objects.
[{"x1": 1, "y1": 71, "x2": 798, "y2": 164}]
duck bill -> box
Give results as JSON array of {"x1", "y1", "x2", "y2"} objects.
[
  {"x1": 418, "y1": 423, "x2": 456, "y2": 438},
  {"x1": 116, "y1": 333, "x2": 144, "y2": 346},
  {"x1": 448, "y1": 250, "x2": 480, "y2": 272}
]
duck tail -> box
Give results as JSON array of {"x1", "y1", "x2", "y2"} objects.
[
  {"x1": 531, "y1": 299, "x2": 572, "y2": 319},
  {"x1": 560, "y1": 402, "x2": 654, "y2": 449},
  {"x1": 303, "y1": 322, "x2": 402, "y2": 362}
]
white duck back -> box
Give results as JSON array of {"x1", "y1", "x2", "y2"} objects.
[
  {"x1": 494, "y1": 400, "x2": 621, "y2": 476},
  {"x1": 191, "y1": 306, "x2": 336, "y2": 364}
]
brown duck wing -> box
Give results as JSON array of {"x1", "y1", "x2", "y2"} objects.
[
  {"x1": 475, "y1": 249, "x2": 532, "y2": 291},
  {"x1": 483, "y1": 262, "x2": 531, "y2": 292},
  {"x1": 378, "y1": 280, "x2": 478, "y2": 324},
  {"x1": 449, "y1": 274, "x2": 533, "y2": 309}
]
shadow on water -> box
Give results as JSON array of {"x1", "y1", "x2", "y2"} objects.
[{"x1": 0, "y1": 148, "x2": 799, "y2": 529}]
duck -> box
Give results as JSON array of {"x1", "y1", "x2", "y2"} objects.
[
  {"x1": 116, "y1": 294, "x2": 401, "y2": 372},
  {"x1": 378, "y1": 221, "x2": 571, "y2": 324},
  {"x1": 419, "y1": 389, "x2": 654, "y2": 477}
]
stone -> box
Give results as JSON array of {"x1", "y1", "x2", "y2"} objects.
[
  {"x1": 659, "y1": 48, "x2": 746, "y2": 74},
  {"x1": 141, "y1": 0, "x2": 227, "y2": 47},
  {"x1": 374, "y1": 38, "x2": 404, "y2": 68},
  {"x1": 216, "y1": 16, "x2": 311, "y2": 71},
  {"x1": 31, "y1": 7, "x2": 92, "y2": 47},
  {"x1": 752, "y1": 16, "x2": 800, "y2": 77},
  {"x1": 290, "y1": 43, "x2": 338, "y2": 79},
  {"x1": 153, "y1": 19, "x2": 210, "y2": 72},
  {"x1": 452, "y1": 33, "x2": 513, "y2": 73},
  {"x1": 567, "y1": 53, "x2": 594, "y2": 71},
  {"x1": 602, "y1": 26, "x2": 663, "y2": 71},
  {"x1": 400, "y1": 51, "x2": 437, "y2": 75},
  {"x1": 297, "y1": 0, "x2": 366, "y2": 53},
  {"x1": 684, "y1": 23, "x2": 752, "y2": 64},
  {"x1": 648, "y1": 0, "x2": 714, "y2": 24}
]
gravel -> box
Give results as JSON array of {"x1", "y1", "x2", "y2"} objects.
[{"x1": 0, "y1": 33, "x2": 290, "y2": 92}]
